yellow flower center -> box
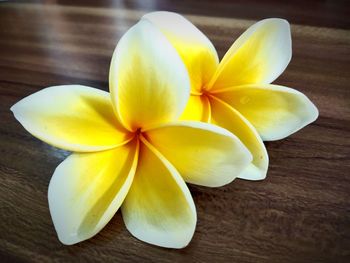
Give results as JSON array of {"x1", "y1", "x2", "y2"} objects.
[
  {"x1": 190, "y1": 85, "x2": 211, "y2": 97},
  {"x1": 130, "y1": 127, "x2": 149, "y2": 145}
]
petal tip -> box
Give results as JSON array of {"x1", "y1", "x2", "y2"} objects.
[
  {"x1": 298, "y1": 91, "x2": 319, "y2": 127},
  {"x1": 142, "y1": 10, "x2": 178, "y2": 19},
  {"x1": 263, "y1": 17, "x2": 290, "y2": 27},
  {"x1": 309, "y1": 101, "x2": 319, "y2": 122},
  {"x1": 124, "y1": 221, "x2": 195, "y2": 249},
  {"x1": 56, "y1": 232, "x2": 78, "y2": 246},
  {"x1": 10, "y1": 104, "x2": 16, "y2": 113},
  {"x1": 238, "y1": 166, "x2": 268, "y2": 181}
]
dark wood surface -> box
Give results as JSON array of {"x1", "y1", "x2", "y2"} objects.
[{"x1": 1, "y1": 1, "x2": 349, "y2": 262}]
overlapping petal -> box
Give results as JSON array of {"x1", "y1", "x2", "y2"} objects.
[
  {"x1": 11, "y1": 85, "x2": 131, "y2": 152},
  {"x1": 215, "y1": 84, "x2": 319, "y2": 141},
  {"x1": 143, "y1": 11, "x2": 219, "y2": 93},
  {"x1": 145, "y1": 121, "x2": 252, "y2": 187},
  {"x1": 209, "y1": 96, "x2": 268, "y2": 180},
  {"x1": 48, "y1": 139, "x2": 139, "y2": 245},
  {"x1": 122, "y1": 137, "x2": 196, "y2": 248},
  {"x1": 208, "y1": 19, "x2": 291, "y2": 90},
  {"x1": 180, "y1": 95, "x2": 211, "y2": 122},
  {"x1": 109, "y1": 19, "x2": 190, "y2": 131}
]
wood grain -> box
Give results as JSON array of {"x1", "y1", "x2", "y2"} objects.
[{"x1": 0, "y1": 1, "x2": 349, "y2": 262}]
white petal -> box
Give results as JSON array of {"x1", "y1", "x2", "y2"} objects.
[
  {"x1": 209, "y1": 19, "x2": 292, "y2": 90},
  {"x1": 215, "y1": 84, "x2": 319, "y2": 141},
  {"x1": 109, "y1": 19, "x2": 190, "y2": 131},
  {"x1": 122, "y1": 137, "x2": 196, "y2": 248},
  {"x1": 11, "y1": 85, "x2": 131, "y2": 152},
  {"x1": 145, "y1": 121, "x2": 253, "y2": 187},
  {"x1": 48, "y1": 140, "x2": 139, "y2": 245},
  {"x1": 209, "y1": 95, "x2": 268, "y2": 180},
  {"x1": 143, "y1": 11, "x2": 219, "y2": 93}
]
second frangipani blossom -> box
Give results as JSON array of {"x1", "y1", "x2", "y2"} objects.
[{"x1": 143, "y1": 12, "x2": 318, "y2": 181}]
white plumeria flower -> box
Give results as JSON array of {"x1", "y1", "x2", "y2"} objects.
[
  {"x1": 11, "y1": 19, "x2": 252, "y2": 248},
  {"x1": 143, "y1": 12, "x2": 319, "y2": 181}
]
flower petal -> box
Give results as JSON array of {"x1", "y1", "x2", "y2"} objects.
[
  {"x1": 145, "y1": 121, "x2": 252, "y2": 187},
  {"x1": 208, "y1": 19, "x2": 291, "y2": 90},
  {"x1": 215, "y1": 84, "x2": 319, "y2": 141},
  {"x1": 143, "y1": 11, "x2": 219, "y2": 93},
  {"x1": 209, "y1": 95, "x2": 268, "y2": 180},
  {"x1": 109, "y1": 19, "x2": 190, "y2": 131},
  {"x1": 121, "y1": 137, "x2": 196, "y2": 248},
  {"x1": 11, "y1": 85, "x2": 131, "y2": 152},
  {"x1": 180, "y1": 95, "x2": 211, "y2": 122},
  {"x1": 48, "y1": 139, "x2": 139, "y2": 245}
]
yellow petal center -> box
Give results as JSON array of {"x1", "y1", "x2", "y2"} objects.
[{"x1": 127, "y1": 127, "x2": 152, "y2": 148}]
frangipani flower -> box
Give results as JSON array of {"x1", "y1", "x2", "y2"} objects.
[
  {"x1": 143, "y1": 12, "x2": 319, "y2": 181},
  {"x1": 11, "y1": 20, "x2": 253, "y2": 248}
]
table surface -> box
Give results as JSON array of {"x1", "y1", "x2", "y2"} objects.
[{"x1": 1, "y1": 1, "x2": 349, "y2": 262}]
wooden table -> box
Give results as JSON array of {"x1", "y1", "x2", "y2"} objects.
[{"x1": 1, "y1": 1, "x2": 349, "y2": 262}]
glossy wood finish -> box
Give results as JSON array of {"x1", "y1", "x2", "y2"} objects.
[{"x1": 0, "y1": 1, "x2": 349, "y2": 262}]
